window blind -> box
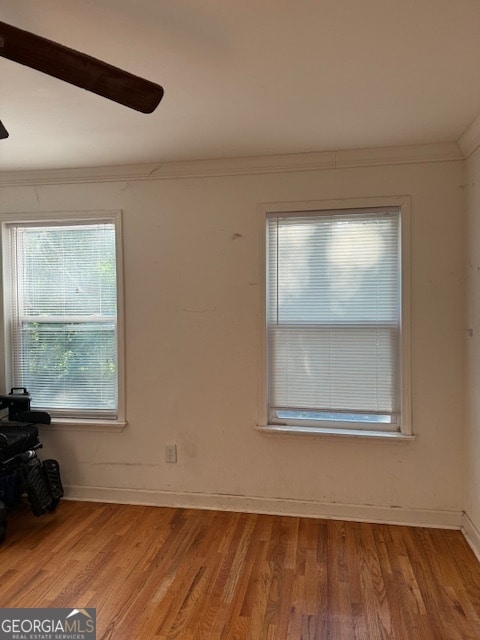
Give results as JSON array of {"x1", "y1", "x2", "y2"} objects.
[
  {"x1": 266, "y1": 208, "x2": 401, "y2": 430},
  {"x1": 7, "y1": 220, "x2": 118, "y2": 418}
]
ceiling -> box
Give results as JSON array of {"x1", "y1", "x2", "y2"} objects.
[{"x1": 1, "y1": 0, "x2": 480, "y2": 172}]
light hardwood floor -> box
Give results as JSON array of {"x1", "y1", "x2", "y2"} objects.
[{"x1": 0, "y1": 500, "x2": 480, "y2": 639}]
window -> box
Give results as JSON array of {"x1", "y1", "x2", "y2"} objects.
[
  {"x1": 1, "y1": 212, "x2": 124, "y2": 423},
  {"x1": 265, "y1": 203, "x2": 411, "y2": 435}
]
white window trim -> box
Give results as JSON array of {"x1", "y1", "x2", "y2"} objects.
[
  {"x1": 0, "y1": 209, "x2": 127, "y2": 431},
  {"x1": 257, "y1": 196, "x2": 413, "y2": 440}
]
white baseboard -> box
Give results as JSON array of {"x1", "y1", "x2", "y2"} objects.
[
  {"x1": 63, "y1": 485, "x2": 463, "y2": 530},
  {"x1": 462, "y1": 512, "x2": 480, "y2": 561}
]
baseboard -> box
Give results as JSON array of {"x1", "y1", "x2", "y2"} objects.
[
  {"x1": 462, "y1": 512, "x2": 480, "y2": 561},
  {"x1": 63, "y1": 485, "x2": 463, "y2": 529}
]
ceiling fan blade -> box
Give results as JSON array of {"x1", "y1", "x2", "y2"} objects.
[
  {"x1": 0, "y1": 120, "x2": 9, "y2": 139},
  {"x1": 0, "y1": 21, "x2": 164, "y2": 113}
]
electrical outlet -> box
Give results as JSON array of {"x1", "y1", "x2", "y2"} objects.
[{"x1": 165, "y1": 444, "x2": 177, "y2": 463}]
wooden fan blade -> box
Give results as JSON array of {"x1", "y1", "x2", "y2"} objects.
[
  {"x1": 0, "y1": 21, "x2": 164, "y2": 113},
  {"x1": 0, "y1": 120, "x2": 9, "y2": 139}
]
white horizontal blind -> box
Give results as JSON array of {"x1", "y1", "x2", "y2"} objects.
[
  {"x1": 266, "y1": 208, "x2": 401, "y2": 430},
  {"x1": 7, "y1": 220, "x2": 118, "y2": 418}
]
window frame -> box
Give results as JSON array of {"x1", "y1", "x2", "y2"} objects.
[
  {"x1": 259, "y1": 196, "x2": 412, "y2": 440},
  {"x1": 0, "y1": 210, "x2": 126, "y2": 430}
]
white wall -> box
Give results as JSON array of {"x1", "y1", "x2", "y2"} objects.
[
  {"x1": 465, "y1": 146, "x2": 480, "y2": 545},
  {"x1": 1, "y1": 151, "x2": 466, "y2": 526}
]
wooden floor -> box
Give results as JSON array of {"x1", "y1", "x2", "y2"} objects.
[{"x1": 0, "y1": 501, "x2": 480, "y2": 639}]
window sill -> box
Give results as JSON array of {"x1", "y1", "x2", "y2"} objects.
[
  {"x1": 40, "y1": 418, "x2": 127, "y2": 433},
  {"x1": 257, "y1": 424, "x2": 415, "y2": 441}
]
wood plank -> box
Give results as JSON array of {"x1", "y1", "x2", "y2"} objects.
[{"x1": 1, "y1": 501, "x2": 480, "y2": 638}]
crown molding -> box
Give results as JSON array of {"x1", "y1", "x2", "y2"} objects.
[
  {"x1": 0, "y1": 142, "x2": 463, "y2": 187},
  {"x1": 335, "y1": 142, "x2": 462, "y2": 168},
  {"x1": 458, "y1": 113, "x2": 480, "y2": 158}
]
